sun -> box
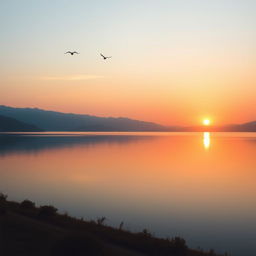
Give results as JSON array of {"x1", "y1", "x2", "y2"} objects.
[{"x1": 203, "y1": 119, "x2": 211, "y2": 126}]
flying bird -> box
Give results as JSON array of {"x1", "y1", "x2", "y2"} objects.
[
  {"x1": 100, "y1": 53, "x2": 111, "y2": 60},
  {"x1": 65, "y1": 51, "x2": 79, "y2": 55}
]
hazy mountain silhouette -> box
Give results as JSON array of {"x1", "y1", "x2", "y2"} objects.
[
  {"x1": 227, "y1": 121, "x2": 256, "y2": 132},
  {"x1": 0, "y1": 105, "x2": 170, "y2": 132},
  {"x1": 0, "y1": 105, "x2": 255, "y2": 132},
  {"x1": 0, "y1": 115, "x2": 43, "y2": 132},
  {"x1": 182, "y1": 121, "x2": 256, "y2": 132}
]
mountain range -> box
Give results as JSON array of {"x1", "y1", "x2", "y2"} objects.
[
  {"x1": 0, "y1": 105, "x2": 255, "y2": 132},
  {"x1": 0, "y1": 105, "x2": 169, "y2": 132},
  {"x1": 0, "y1": 114, "x2": 42, "y2": 132}
]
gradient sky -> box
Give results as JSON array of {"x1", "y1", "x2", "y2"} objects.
[{"x1": 0, "y1": 0, "x2": 255, "y2": 126}]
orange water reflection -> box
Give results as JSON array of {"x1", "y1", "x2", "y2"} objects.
[
  {"x1": 0, "y1": 132, "x2": 255, "y2": 255},
  {"x1": 203, "y1": 132, "x2": 210, "y2": 149}
]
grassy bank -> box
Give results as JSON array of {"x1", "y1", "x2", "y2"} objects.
[{"x1": 0, "y1": 193, "x2": 228, "y2": 256}]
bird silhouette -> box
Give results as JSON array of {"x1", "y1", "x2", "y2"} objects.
[
  {"x1": 100, "y1": 53, "x2": 111, "y2": 60},
  {"x1": 65, "y1": 51, "x2": 79, "y2": 55}
]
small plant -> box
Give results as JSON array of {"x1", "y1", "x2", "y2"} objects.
[
  {"x1": 119, "y1": 221, "x2": 124, "y2": 230},
  {"x1": 97, "y1": 216, "x2": 106, "y2": 225},
  {"x1": 142, "y1": 228, "x2": 152, "y2": 237}
]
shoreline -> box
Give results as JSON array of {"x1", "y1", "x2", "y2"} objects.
[{"x1": 0, "y1": 194, "x2": 228, "y2": 256}]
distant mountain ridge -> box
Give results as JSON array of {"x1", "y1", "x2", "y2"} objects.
[
  {"x1": 0, "y1": 105, "x2": 169, "y2": 132},
  {"x1": 218, "y1": 121, "x2": 256, "y2": 132},
  {"x1": 0, "y1": 105, "x2": 255, "y2": 132},
  {"x1": 0, "y1": 115, "x2": 42, "y2": 132},
  {"x1": 182, "y1": 121, "x2": 256, "y2": 132}
]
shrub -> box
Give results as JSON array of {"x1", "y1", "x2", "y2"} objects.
[
  {"x1": 171, "y1": 236, "x2": 187, "y2": 248},
  {"x1": 38, "y1": 205, "x2": 58, "y2": 218},
  {"x1": 169, "y1": 236, "x2": 188, "y2": 255},
  {"x1": 20, "y1": 199, "x2": 35, "y2": 210},
  {"x1": 0, "y1": 193, "x2": 7, "y2": 202},
  {"x1": 141, "y1": 228, "x2": 152, "y2": 238}
]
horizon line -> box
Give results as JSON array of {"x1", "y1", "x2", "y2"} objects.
[{"x1": 0, "y1": 104, "x2": 255, "y2": 127}]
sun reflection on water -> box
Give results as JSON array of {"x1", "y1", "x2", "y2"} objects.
[{"x1": 203, "y1": 132, "x2": 210, "y2": 149}]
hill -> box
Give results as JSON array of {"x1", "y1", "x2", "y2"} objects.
[
  {"x1": 0, "y1": 105, "x2": 169, "y2": 132},
  {"x1": 224, "y1": 121, "x2": 256, "y2": 132},
  {"x1": 0, "y1": 115, "x2": 43, "y2": 132},
  {"x1": 0, "y1": 194, "x2": 226, "y2": 256}
]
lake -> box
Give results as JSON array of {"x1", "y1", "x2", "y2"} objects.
[{"x1": 0, "y1": 132, "x2": 255, "y2": 255}]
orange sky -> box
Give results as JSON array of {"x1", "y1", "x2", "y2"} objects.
[{"x1": 1, "y1": 0, "x2": 255, "y2": 126}]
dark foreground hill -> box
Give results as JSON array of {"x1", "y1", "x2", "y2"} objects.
[
  {"x1": 0, "y1": 115, "x2": 43, "y2": 132},
  {"x1": 0, "y1": 194, "x2": 227, "y2": 256},
  {"x1": 0, "y1": 105, "x2": 170, "y2": 132}
]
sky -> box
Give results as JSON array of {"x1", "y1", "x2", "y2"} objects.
[{"x1": 0, "y1": 0, "x2": 255, "y2": 126}]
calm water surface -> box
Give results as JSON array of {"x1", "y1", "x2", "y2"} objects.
[{"x1": 0, "y1": 132, "x2": 255, "y2": 256}]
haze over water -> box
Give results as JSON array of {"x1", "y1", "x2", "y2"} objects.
[{"x1": 0, "y1": 132, "x2": 255, "y2": 256}]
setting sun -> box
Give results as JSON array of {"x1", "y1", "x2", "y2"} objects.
[{"x1": 203, "y1": 119, "x2": 211, "y2": 126}]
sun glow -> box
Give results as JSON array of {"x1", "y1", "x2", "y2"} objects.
[{"x1": 203, "y1": 119, "x2": 211, "y2": 126}]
